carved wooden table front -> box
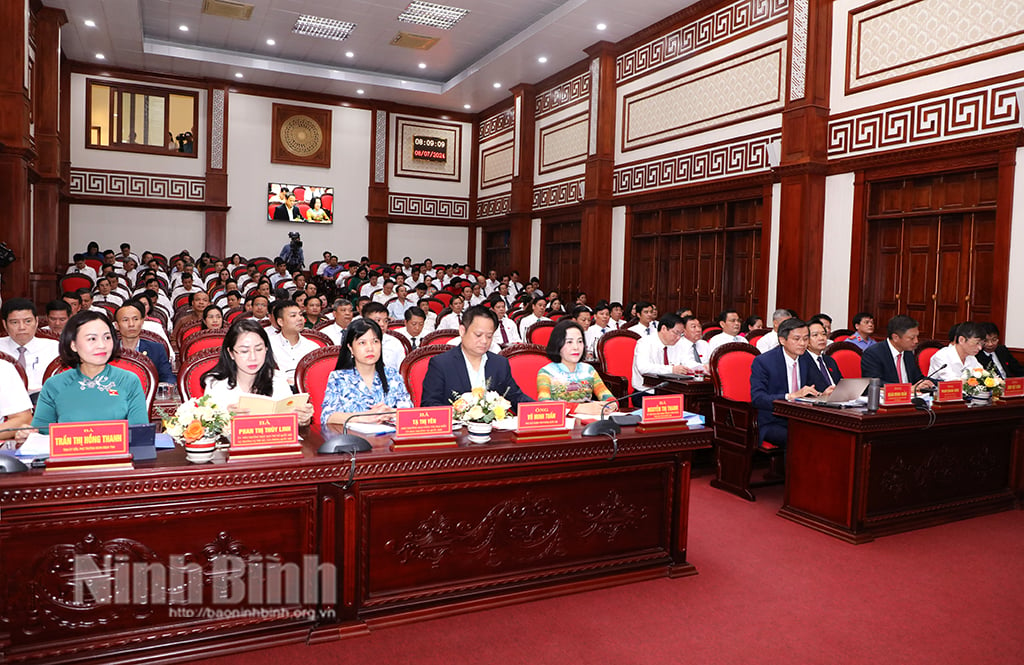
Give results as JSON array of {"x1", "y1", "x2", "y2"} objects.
[{"x1": 0, "y1": 424, "x2": 710, "y2": 664}]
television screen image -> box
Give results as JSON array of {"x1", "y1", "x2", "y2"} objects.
[{"x1": 268, "y1": 183, "x2": 334, "y2": 224}]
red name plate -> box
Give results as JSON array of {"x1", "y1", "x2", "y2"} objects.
[
  {"x1": 936, "y1": 381, "x2": 963, "y2": 402},
  {"x1": 642, "y1": 394, "x2": 685, "y2": 423},
  {"x1": 883, "y1": 383, "x2": 913, "y2": 405},
  {"x1": 517, "y1": 402, "x2": 567, "y2": 432},
  {"x1": 231, "y1": 413, "x2": 299, "y2": 448},
  {"x1": 50, "y1": 420, "x2": 129, "y2": 461},
  {"x1": 396, "y1": 406, "x2": 453, "y2": 438},
  {"x1": 1004, "y1": 377, "x2": 1024, "y2": 398}
]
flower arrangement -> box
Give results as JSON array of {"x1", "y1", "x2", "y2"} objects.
[
  {"x1": 451, "y1": 387, "x2": 511, "y2": 423},
  {"x1": 962, "y1": 366, "x2": 1004, "y2": 400},
  {"x1": 164, "y1": 394, "x2": 231, "y2": 444}
]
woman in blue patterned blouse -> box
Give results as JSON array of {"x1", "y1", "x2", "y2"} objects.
[
  {"x1": 321, "y1": 319, "x2": 412, "y2": 429},
  {"x1": 536, "y1": 319, "x2": 615, "y2": 417}
]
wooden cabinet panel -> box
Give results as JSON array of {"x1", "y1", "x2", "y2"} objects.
[{"x1": 967, "y1": 212, "x2": 997, "y2": 321}]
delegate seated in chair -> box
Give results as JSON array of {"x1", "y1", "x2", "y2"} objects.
[{"x1": 750, "y1": 318, "x2": 831, "y2": 448}]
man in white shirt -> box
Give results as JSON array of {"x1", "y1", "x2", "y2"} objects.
[
  {"x1": 362, "y1": 302, "x2": 406, "y2": 372},
  {"x1": 708, "y1": 309, "x2": 749, "y2": 353},
  {"x1": 269, "y1": 260, "x2": 291, "y2": 288},
  {"x1": 116, "y1": 243, "x2": 141, "y2": 266},
  {"x1": 484, "y1": 270, "x2": 501, "y2": 296},
  {"x1": 585, "y1": 302, "x2": 613, "y2": 355},
  {"x1": 41, "y1": 300, "x2": 71, "y2": 336},
  {"x1": 490, "y1": 298, "x2": 521, "y2": 347},
  {"x1": 631, "y1": 314, "x2": 690, "y2": 405},
  {"x1": 268, "y1": 300, "x2": 320, "y2": 386},
  {"x1": 92, "y1": 276, "x2": 124, "y2": 307},
  {"x1": 373, "y1": 280, "x2": 397, "y2": 305},
  {"x1": 322, "y1": 299, "x2": 354, "y2": 346},
  {"x1": 518, "y1": 297, "x2": 549, "y2": 339},
  {"x1": 0, "y1": 358, "x2": 33, "y2": 442},
  {"x1": 627, "y1": 302, "x2": 658, "y2": 337},
  {"x1": 0, "y1": 299, "x2": 60, "y2": 396},
  {"x1": 929, "y1": 321, "x2": 984, "y2": 382},
  {"x1": 66, "y1": 254, "x2": 97, "y2": 281},
  {"x1": 387, "y1": 284, "x2": 415, "y2": 320},
  {"x1": 170, "y1": 273, "x2": 202, "y2": 303},
  {"x1": 359, "y1": 273, "x2": 381, "y2": 299},
  {"x1": 395, "y1": 307, "x2": 428, "y2": 350},
  {"x1": 468, "y1": 283, "x2": 487, "y2": 307},
  {"x1": 756, "y1": 309, "x2": 793, "y2": 353},
  {"x1": 416, "y1": 297, "x2": 438, "y2": 334},
  {"x1": 677, "y1": 315, "x2": 712, "y2": 373}
]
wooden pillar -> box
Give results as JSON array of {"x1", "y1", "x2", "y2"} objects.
[
  {"x1": 507, "y1": 85, "x2": 536, "y2": 275},
  {"x1": 0, "y1": 0, "x2": 33, "y2": 301},
  {"x1": 580, "y1": 42, "x2": 618, "y2": 302},
  {"x1": 366, "y1": 108, "x2": 389, "y2": 262},
  {"x1": 205, "y1": 85, "x2": 229, "y2": 257},
  {"x1": 774, "y1": 0, "x2": 832, "y2": 318}
]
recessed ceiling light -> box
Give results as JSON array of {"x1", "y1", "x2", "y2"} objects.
[
  {"x1": 179, "y1": 25, "x2": 189, "y2": 32},
  {"x1": 266, "y1": 38, "x2": 276, "y2": 46},
  {"x1": 356, "y1": 89, "x2": 365, "y2": 95},
  {"x1": 538, "y1": 56, "x2": 548, "y2": 64},
  {"x1": 345, "y1": 51, "x2": 355, "y2": 58},
  {"x1": 493, "y1": 82, "x2": 502, "y2": 88},
  {"x1": 596, "y1": 23, "x2": 607, "y2": 30},
  {"x1": 234, "y1": 72, "x2": 244, "y2": 78},
  {"x1": 463, "y1": 104, "x2": 471, "y2": 109},
  {"x1": 418, "y1": 62, "x2": 427, "y2": 69},
  {"x1": 293, "y1": 14, "x2": 357, "y2": 41},
  {"x1": 441, "y1": 115, "x2": 449, "y2": 120},
  {"x1": 398, "y1": 1, "x2": 469, "y2": 30},
  {"x1": 95, "y1": 53, "x2": 105, "y2": 60},
  {"x1": 84, "y1": 19, "x2": 96, "y2": 28}
]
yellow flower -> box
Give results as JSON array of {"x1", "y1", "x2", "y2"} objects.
[
  {"x1": 985, "y1": 377, "x2": 996, "y2": 388},
  {"x1": 494, "y1": 407, "x2": 506, "y2": 421}
]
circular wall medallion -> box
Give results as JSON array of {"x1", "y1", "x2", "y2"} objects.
[{"x1": 279, "y1": 115, "x2": 324, "y2": 157}]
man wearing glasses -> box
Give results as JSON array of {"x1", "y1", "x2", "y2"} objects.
[{"x1": 631, "y1": 314, "x2": 689, "y2": 407}]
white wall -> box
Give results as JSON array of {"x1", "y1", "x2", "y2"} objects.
[
  {"x1": 387, "y1": 224, "x2": 468, "y2": 265},
  {"x1": 820, "y1": 173, "x2": 857, "y2": 328},
  {"x1": 69, "y1": 205, "x2": 206, "y2": 258},
  {"x1": 225, "y1": 95, "x2": 371, "y2": 262},
  {"x1": 1006, "y1": 146, "x2": 1024, "y2": 346},
  {"x1": 765, "y1": 182, "x2": 781, "y2": 317},
  {"x1": 610, "y1": 206, "x2": 627, "y2": 303}
]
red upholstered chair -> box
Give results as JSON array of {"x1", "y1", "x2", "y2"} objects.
[
  {"x1": 300, "y1": 328, "x2": 334, "y2": 348},
  {"x1": 34, "y1": 329, "x2": 59, "y2": 341},
  {"x1": 177, "y1": 348, "x2": 221, "y2": 400},
  {"x1": 173, "y1": 293, "x2": 192, "y2": 310},
  {"x1": 295, "y1": 346, "x2": 342, "y2": 435},
  {"x1": 701, "y1": 326, "x2": 722, "y2": 341},
  {"x1": 177, "y1": 320, "x2": 205, "y2": 350},
  {"x1": 744, "y1": 327, "x2": 772, "y2": 348},
  {"x1": 320, "y1": 193, "x2": 333, "y2": 212},
  {"x1": 314, "y1": 319, "x2": 335, "y2": 332},
  {"x1": 526, "y1": 320, "x2": 556, "y2": 347},
  {"x1": 500, "y1": 343, "x2": 550, "y2": 401},
  {"x1": 84, "y1": 258, "x2": 102, "y2": 273},
  {"x1": 915, "y1": 340, "x2": 947, "y2": 377},
  {"x1": 292, "y1": 186, "x2": 305, "y2": 201},
  {"x1": 225, "y1": 308, "x2": 246, "y2": 324},
  {"x1": 60, "y1": 273, "x2": 94, "y2": 293},
  {"x1": 422, "y1": 329, "x2": 459, "y2": 346},
  {"x1": 0, "y1": 351, "x2": 28, "y2": 388},
  {"x1": 595, "y1": 329, "x2": 641, "y2": 396},
  {"x1": 708, "y1": 342, "x2": 780, "y2": 501},
  {"x1": 268, "y1": 203, "x2": 277, "y2": 219},
  {"x1": 434, "y1": 292, "x2": 453, "y2": 307},
  {"x1": 399, "y1": 345, "x2": 450, "y2": 407},
  {"x1": 110, "y1": 349, "x2": 159, "y2": 420},
  {"x1": 824, "y1": 341, "x2": 863, "y2": 379},
  {"x1": 180, "y1": 329, "x2": 227, "y2": 362},
  {"x1": 829, "y1": 329, "x2": 853, "y2": 342},
  {"x1": 422, "y1": 297, "x2": 445, "y2": 315}
]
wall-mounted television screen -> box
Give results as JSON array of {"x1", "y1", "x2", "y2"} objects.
[{"x1": 267, "y1": 183, "x2": 334, "y2": 224}]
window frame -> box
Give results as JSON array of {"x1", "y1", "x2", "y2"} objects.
[{"x1": 85, "y1": 78, "x2": 199, "y2": 158}]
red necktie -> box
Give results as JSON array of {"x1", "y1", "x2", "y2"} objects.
[
  {"x1": 896, "y1": 352, "x2": 905, "y2": 383},
  {"x1": 499, "y1": 321, "x2": 508, "y2": 344},
  {"x1": 663, "y1": 346, "x2": 669, "y2": 365},
  {"x1": 791, "y1": 360, "x2": 799, "y2": 392}
]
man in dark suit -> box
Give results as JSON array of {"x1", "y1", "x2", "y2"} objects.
[
  {"x1": 977, "y1": 322, "x2": 1024, "y2": 378},
  {"x1": 273, "y1": 194, "x2": 304, "y2": 222},
  {"x1": 750, "y1": 318, "x2": 831, "y2": 447},
  {"x1": 806, "y1": 317, "x2": 842, "y2": 386},
  {"x1": 421, "y1": 306, "x2": 529, "y2": 409},
  {"x1": 860, "y1": 315, "x2": 934, "y2": 390}
]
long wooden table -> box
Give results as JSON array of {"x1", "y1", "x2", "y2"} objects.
[
  {"x1": 0, "y1": 423, "x2": 710, "y2": 664},
  {"x1": 642, "y1": 373, "x2": 714, "y2": 418},
  {"x1": 775, "y1": 399, "x2": 1024, "y2": 543}
]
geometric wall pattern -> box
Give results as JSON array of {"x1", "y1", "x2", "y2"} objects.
[
  {"x1": 210, "y1": 89, "x2": 225, "y2": 170},
  {"x1": 622, "y1": 42, "x2": 785, "y2": 151},
  {"x1": 69, "y1": 168, "x2": 206, "y2": 201},
  {"x1": 533, "y1": 177, "x2": 585, "y2": 210},
  {"x1": 389, "y1": 194, "x2": 470, "y2": 220},
  {"x1": 476, "y1": 194, "x2": 512, "y2": 219},
  {"x1": 827, "y1": 83, "x2": 1020, "y2": 158},
  {"x1": 536, "y1": 72, "x2": 591, "y2": 119},
  {"x1": 539, "y1": 114, "x2": 589, "y2": 173},
  {"x1": 613, "y1": 133, "x2": 779, "y2": 195},
  {"x1": 848, "y1": 0, "x2": 1024, "y2": 91},
  {"x1": 480, "y1": 108, "x2": 515, "y2": 140},
  {"x1": 616, "y1": 0, "x2": 789, "y2": 83}
]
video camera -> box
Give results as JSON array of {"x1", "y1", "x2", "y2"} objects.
[{"x1": 0, "y1": 242, "x2": 15, "y2": 269}]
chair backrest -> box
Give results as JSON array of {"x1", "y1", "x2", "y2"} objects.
[
  {"x1": 500, "y1": 343, "x2": 550, "y2": 401},
  {"x1": 35, "y1": 328, "x2": 59, "y2": 341},
  {"x1": 526, "y1": 320, "x2": 556, "y2": 346},
  {"x1": 387, "y1": 329, "x2": 412, "y2": 354},
  {"x1": 173, "y1": 293, "x2": 191, "y2": 309},
  {"x1": 702, "y1": 326, "x2": 722, "y2": 341},
  {"x1": 295, "y1": 346, "x2": 342, "y2": 434},
  {"x1": 709, "y1": 342, "x2": 760, "y2": 402},
  {"x1": 0, "y1": 351, "x2": 28, "y2": 388},
  {"x1": 299, "y1": 328, "x2": 334, "y2": 348},
  {"x1": 138, "y1": 329, "x2": 171, "y2": 361},
  {"x1": 180, "y1": 329, "x2": 227, "y2": 361},
  {"x1": 434, "y1": 291, "x2": 453, "y2": 306},
  {"x1": 422, "y1": 329, "x2": 460, "y2": 346},
  {"x1": 744, "y1": 327, "x2": 772, "y2": 347},
  {"x1": 596, "y1": 329, "x2": 641, "y2": 393},
  {"x1": 61, "y1": 273, "x2": 94, "y2": 293},
  {"x1": 421, "y1": 297, "x2": 445, "y2": 315},
  {"x1": 177, "y1": 348, "x2": 222, "y2": 401},
  {"x1": 225, "y1": 308, "x2": 247, "y2": 324},
  {"x1": 399, "y1": 345, "x2": 450, "y2": 407},
  {"x1": 915, "y1": 340, "x2": 947, "y2": 377},
  {"x1": 176, "y1": 320, "x2": 205, "y2": 349},
  {"x1": 111, "y1": 348, "x2": 159, "y2": 419},
  {"x1": 829, "y1": 328, "x2": 853, "y2": 341},
  {"x1": 823, "y1": 341, "x2": 863, "y2": 379}
]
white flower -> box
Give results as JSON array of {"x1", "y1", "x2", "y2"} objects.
[{"x1": 467, "y1": 405, "x2": 484, "y2": 421}]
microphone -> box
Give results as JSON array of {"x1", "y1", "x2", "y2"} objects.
[
  {"x1": 582, "y1": 381, "x2": 669, "y2": 437},
  {"x1": 916, "y1": 363, "x2": 946, "y2": 393},
  {"x1": 318, "y1": 409, "x2": 397, "y2": 454}
]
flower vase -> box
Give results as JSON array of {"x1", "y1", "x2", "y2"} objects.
[
  {"x1": 967, "y1": 389, "x2": 992, "y2": 404},
  {"x1": 466, "y1": 421, "x2": 493, "y2": 444},
  {"x1": 182, "y1": 436, "x2": 218, "y2": 463}
]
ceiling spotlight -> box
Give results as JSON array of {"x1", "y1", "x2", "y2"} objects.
[
  {"x1": 493, "y1": 82, "x2": 502, "y2": 89},
  {"x1": 596, "y1": 23, "x2": 607, "y2": 30},
  {"x1": 234, "y1": 72, "x2": 244, "y2": 78},
  {"x1": 418, "y1": 62, "x2": 427, "y2": 69},
  {"x1": 463, "y1": 104, "x2": 471, "y2": 109},
  {"x1": 179, "y1": 25, "x2": 189, "y2": 32},
  {"x1": 356, "y1": 89, "x2": 365, "y2": 95},
  {"x1": 345, "y1": 51, "x2": 355, "y2": 58},
  {"x1": 538, "y1": 56, "x2": 548, "y2": 64},
  {"x1": 266, "y1": 38, "x2": 276, "y2": 45},
  {"x1": 95, "y1": 53, "x2": 105, "y2": 60},
  {"x1": 84, "y1": 19, "x2": 96, "y2": 28}
]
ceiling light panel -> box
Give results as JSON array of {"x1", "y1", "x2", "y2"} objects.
[
  {"x1": 398, "y1": 1, "x2": 469, "y2": 30},
  {"x1": 292, "y1": 15, "x2": 357, "y2": 41}
]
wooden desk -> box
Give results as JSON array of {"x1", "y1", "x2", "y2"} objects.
[
  {"x1": 0, "y1": 423, "x2": 710, "y2": 664},
  {"x1": 775, "y1": 400, "x2": 1024, "y2": 543},
  {"x1": 643, "y1": 374, "x2": 714, "y2": 418}
]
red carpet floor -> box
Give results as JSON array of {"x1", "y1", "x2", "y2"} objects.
[{"x1": 196, "y1": 478, "x2": 1024, "y2": 665}]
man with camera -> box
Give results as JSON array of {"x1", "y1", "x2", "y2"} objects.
[{"x1": 279, "y1": 232, "x2": 305, "y2": 273}]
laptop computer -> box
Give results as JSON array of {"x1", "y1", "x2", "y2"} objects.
[{"x1": 795, "y1": 377, "x2": 871, "y2": 407}]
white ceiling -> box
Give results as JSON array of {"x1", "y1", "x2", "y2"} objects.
[{"x1": 45, "y1": 0, "x2": 697, "y2": 113}]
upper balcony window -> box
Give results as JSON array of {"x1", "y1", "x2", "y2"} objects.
[{"x1": 86, "y1": 79, "x2": 198, "y2": 157}]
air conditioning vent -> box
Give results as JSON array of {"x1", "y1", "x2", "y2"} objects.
[
  {"x1": 390, "y1": 32, "x2": 440, "y2": 50},
  {"x1": 201, "y1": 0, "x2": 254, "y2": 21}
]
